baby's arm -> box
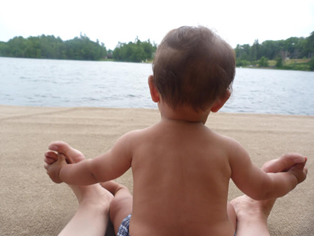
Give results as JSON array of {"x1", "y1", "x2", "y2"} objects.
[
  {"x1": 262, "y1": 153, "x2": 307, "y2": 173},
  {"x1": 46, "y1": 131, "x2": 136, "y2": 185},
  {"x1": 228, "y1": 139, "x2": 307, "y2": 200}
]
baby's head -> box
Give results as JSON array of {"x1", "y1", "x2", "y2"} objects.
[{"x1": 152, "y1": 26, "x2": 235, "y2": 111}]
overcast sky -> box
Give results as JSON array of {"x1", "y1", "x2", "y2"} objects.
[{"x1": 1, "y1": 0, "x2": 313, "y2": 50}]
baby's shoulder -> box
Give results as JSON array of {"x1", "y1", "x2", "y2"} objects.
[
  {"x1": 207, "y1": 128, "x2": 244, "y2": 150},
  {"x1": 119, "y1": 126, "x2": 156, "y2": 143}
]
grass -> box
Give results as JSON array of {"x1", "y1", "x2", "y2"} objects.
[
  {"x1": 268, "y1": 60, "x2": 276, "y2": 67},
  {"x1": 285, "y1": 58, "x2": 310, "y2": 64},
  {"x1": 237, "y1": 58, "x2": 313, "y2": 71},
  {"x1": 268, "y1": 59, "x2": 310, "y2": 67}
]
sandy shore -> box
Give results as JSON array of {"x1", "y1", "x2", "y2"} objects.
[{"x1": 0, "y1": 105, "x2": 313, "y2": 236}]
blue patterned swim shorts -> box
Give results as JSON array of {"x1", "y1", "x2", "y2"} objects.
[{"x1": 117, "y1": 214, "x2": 131, "y2": 236}]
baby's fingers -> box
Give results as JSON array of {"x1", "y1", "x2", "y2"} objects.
[
  {"x1": 262, "y1": 153, "x2": 307, "y2": 173},
  {"x1": 44, "y1": 151, "x2": 58, "y2": 164},
  {"x1": 280, "y1": 153, "x2": 307, "y2": 166},
  {"x1": 289, "y1": 162, "x2": 308, "y2": 184},
  {"x1": 46, "y1": 154, "x2": 67, "y2": 183}
]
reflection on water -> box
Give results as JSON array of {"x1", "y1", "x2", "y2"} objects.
[{"x1": 0, "y1": 57, "x2": 313, "y2": 115}]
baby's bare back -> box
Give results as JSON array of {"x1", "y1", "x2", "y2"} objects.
[{"x1": 128, "y1": 121, "x2": 235, "y2": 236}]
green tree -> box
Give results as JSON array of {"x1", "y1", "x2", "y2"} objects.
[
  {"x1": 113, "y1": 38, "x2": 156, "y2": 62},
  {"x1": 258, "y1": 56, "x2": 269, "y2": 67},
  {"x1": 6, "y1": 36, "x2": 28, "y2": 57},
  {"x1": 250, "y1": 39, "x2": 260, "y2": 62},
  {"x1": 275, "y1": 57, "x2": 283, "y2": 68},
  {"x1": 0, "y1": 41, "x2": 8, "y2": 56},
  {"x1": 305, "y1": 32, "x2": 314, "y2": 58},
  {"x1": 0, "y1": 34, "x2": 107, "y2": 60},
  {"x1": 233, "y1": 32, "x2": 314, "y2": 67},
  {"x1": 63, "y1": 34, "x2": 107, "y2": 60},
  {"x1": 236, "y1": 59, "x2": 251, "y2": 67},
  {"x1": 309, "y1": 57, "x2": 314, "y2": 71}
]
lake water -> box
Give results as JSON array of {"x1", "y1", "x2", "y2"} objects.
[{"x1": 0, "y1": 57, "x2": 313, "y2": 115}]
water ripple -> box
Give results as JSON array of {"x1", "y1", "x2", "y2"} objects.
[{"x1": 1, "y1": 58, "x2": 313, "y2": 115}]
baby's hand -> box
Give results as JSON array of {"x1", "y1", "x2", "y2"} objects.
[
  {"x1": 262, "y1": 153, "x2": 308, "y2": 186},
  {"x1": 44, "y1": 141, "x2": 84, "y2": 165},
  {"x1": 287, "y1": 162, "x2": 308, "y2": 184},
  {"x1": 262, "y1": 153, "x2": 307, "y2": 173},
  {"x1": 44, "y1": 153, "x2": 67, "y2": 183}
]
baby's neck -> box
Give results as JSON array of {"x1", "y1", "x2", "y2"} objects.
[{"x1": 158, "y1": 103, "x2": 210, "y2": 124}]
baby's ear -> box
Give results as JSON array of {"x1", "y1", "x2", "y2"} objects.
[
  {"x1": 148, "y1": 75, "x2": 160, "y2": 103},
  {"x1": 210, "y1": 90, "x2": 231, "y2": 113}
]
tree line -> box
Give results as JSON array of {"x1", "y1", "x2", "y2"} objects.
[
  {"x1": 0, "y1": 34, "x2": 156, "y2": 62},
  {"x1": 112, "y1": 37, "x2": 157, "y2": 62},
  {"x1": 235, "y1": 31, "x2": 314, "y2": 70},
  {"x1": 0, "y1": 32, "x2": 313, "y2": 70},
  {"x1": 0, "y1": 34, "x2": 107, "y2": 60}
]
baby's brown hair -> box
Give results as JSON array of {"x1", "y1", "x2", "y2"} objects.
[{"x1": 152, "y1": 26, "x2": 235, "y2": 111}]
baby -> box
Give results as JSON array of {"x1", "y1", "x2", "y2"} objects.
[{"x1": 45, "y1": 26, "x2": 307, "y2": 236}]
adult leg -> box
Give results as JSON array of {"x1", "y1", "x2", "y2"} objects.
[
  {"x1": 227, "y1": 202, "x2": 237, "y2": 230},
  {"x1": 59, "y1": 184, "x2": 113, "y2": 236},
  {"x1": 45, "y1": 142, "x2": 114, "y2": 236},
  {"x1": 100, "y1": 181, "x2": 133, "y2": 234},
  {"x1": 230, "y1": 195, "x2": 275, "y2": 236}
]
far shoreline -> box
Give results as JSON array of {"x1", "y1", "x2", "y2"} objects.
[
  {"x1": 236, "y1": 66, "x2": 313, "y2": 72},
  {"x1": 1, "y1": 56, "x2": 313, "y2": 72}
]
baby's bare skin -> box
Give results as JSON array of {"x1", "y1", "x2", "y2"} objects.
[
  {"x1": 46, "y1": 88, "x2": 307, "y2": 236},
  {"x1": 46, "y1": 126, "x2": 306, "y2": 235},
  {"x1": 128, "y1": 121, "x2": 235, "y2": 235},
  {"x1": 47, "y1": 119, "x2": 238, "y2": 235},
  {"x1": 45, "y1": 141, "x2": 307, "y2": 236}
]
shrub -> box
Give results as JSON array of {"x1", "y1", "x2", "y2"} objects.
[
  {"x1": 258, "y1": 56, "x2": 269, "y2": 67},
  {"x1": 276, "y1": 57, "x2": 283, "y2": 68},
  {"x1": 309, "y1": 57, "x2": 314, "y2": 71}
]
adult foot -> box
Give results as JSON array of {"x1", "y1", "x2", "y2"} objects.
[
  {"x1": 230, "y1": 195, "x2": 276, "y2": 236},
  {"x1": 231, "y1": 195, "x2": 276, "y2": 222},
  {"x1": 44, "y1": 141, "x2": 113, "y2": 208}
]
